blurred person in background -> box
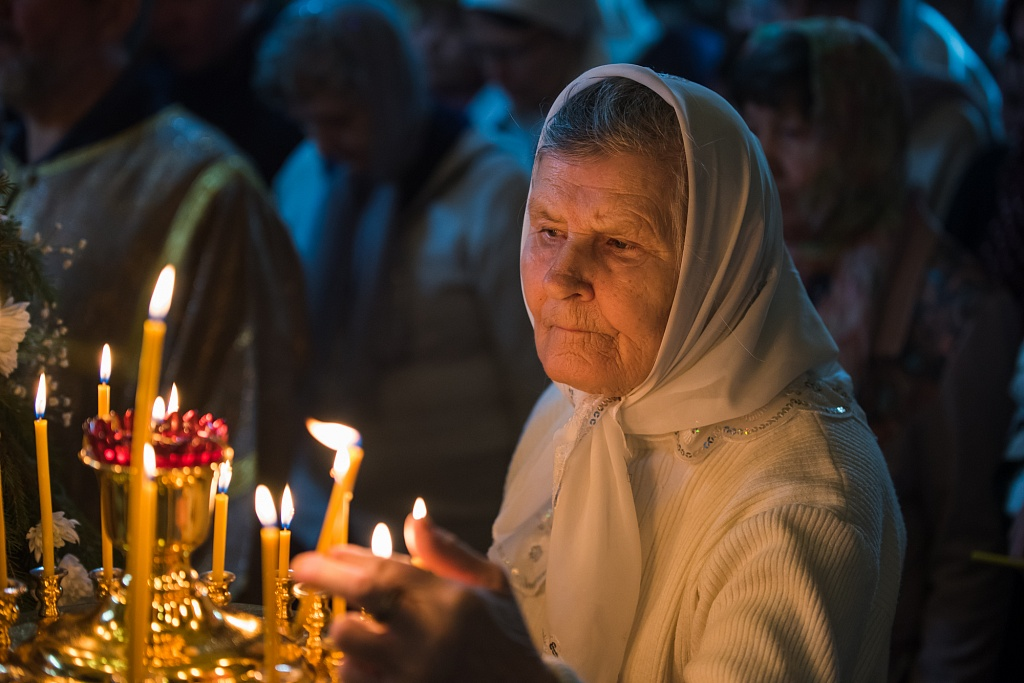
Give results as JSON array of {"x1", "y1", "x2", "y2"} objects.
[
  {"x1": 144, "y1": 0, "x2": 302, "y2": 181},
  {"x1": 732, "y1": 18, "x2": 1021, "y2": 682},
  {"x1": 407, "y1": 0, "x2": 486, "y2": 111},
  {"x1": 460, "y1": 0, "x2": 607, "y2": 169},
  {"x1": 256, "y1": 0, "x2": 547, "y2": 553}
]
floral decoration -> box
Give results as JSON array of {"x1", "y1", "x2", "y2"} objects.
[{"x1": 83, "y1": 409, "x2": 229, "y2": 468}]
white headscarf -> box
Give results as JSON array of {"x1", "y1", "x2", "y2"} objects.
[{"x1": 491, "y1": 64, "x2": 838, "y2": 682}]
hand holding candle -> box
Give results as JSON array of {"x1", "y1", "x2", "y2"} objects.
[
  {"x1": 33, "y1": 374, "x2": 54, "y2": 576},
  {"x1": 212, "y1": 460, "x2": 232, "y2": 582}
]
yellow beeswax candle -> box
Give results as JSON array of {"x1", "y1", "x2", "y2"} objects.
[
  {"x1": 255, "y1": 485, "x2": 280, "y2": 682},
  {"x1": 99, "y1": 344, "x2": 113, "y2": 579},
  {"x1": 128, "y1": 444, "x2": 157, "y2": 682},
  {"x1": 33, "y1": 374, "x2": 54, "y2": 576},
  {"x1": 279, "y1": 485, "x2": 293, "y2": 579},
  {"x1": 0, "y1": 454, "x2": 7, "y2": 589},
  {"x1": 98, "y1": 344, "x2": 111, "y2": 416},
  {"x1": 126, "y1": 268, "x2": 173, "y2": 683},
  {"x1": 212, "y1": 460, "x2": 232, "y2": 582}
]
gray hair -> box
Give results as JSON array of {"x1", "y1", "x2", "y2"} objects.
[{"x1": 538, "y1": 77, "x2": 687, "y2": 256}]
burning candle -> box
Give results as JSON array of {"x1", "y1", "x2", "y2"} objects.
[
  {"x1": 211, "y1": 460, "x2": 232, "y2": 582},
  {"x1": 99, "y1": 344, "x2": 113, "y2": 580},
  {"x1": 98, "y1": 344, "x2": 111, "y2": 416},
  {"x1": 279, "y1": 485, "x2": 293, "y2": 579},
  {"x1": 151, "y1": 396, "x2": 166, "y2": 424},
  {"x1": 255, "y1": 485, "x2": 280, "y2": 682},
  {"x1": 306, "y1": 419, "x2": 362, "y2": 552},
  {"x1": 407, "y1": 498, "x2": 427, "y2": 569},
  {"x1": 33, "y1": 374, "x2": 54, "y2": 576},
  {"x1": 166, "y1": 383, "x2": 179, "y2": 415},
  {"x1": 128, "y1": 444, "x2": 157, "y2": 681},
  {"x1": 126, "y1": 266, "x2": 174, "y2": 652},
  {"x1": 371, "y1": 523, "x2": 393, "y2": 558}
]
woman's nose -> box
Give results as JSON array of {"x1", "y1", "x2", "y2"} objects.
[{"x1": 543, "y1": 241, "x2": 595, "y2": 301}]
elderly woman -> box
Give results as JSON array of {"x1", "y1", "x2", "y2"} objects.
[{"x1": 293, "y1": 64, "x2": 905, "y2": 682}]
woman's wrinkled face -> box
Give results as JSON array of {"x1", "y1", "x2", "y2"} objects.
[{"x1": 523, "y1": 152, "x2": 680, "y2": 397}]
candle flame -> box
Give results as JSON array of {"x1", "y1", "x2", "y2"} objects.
[
  {"x1": 371, "y1": 523, "x2": 392, "y2": 558},
  {"x1": 305, "y1": 419, "x2": 361, "y2": 450},
  {"x1": 34, "y1": 373, "x2": 46, "y2": 419},
  {"x1": 100, "y1": 344, "x2": 111, "y2": 383},
  {"x1": 254, "y1": 485, "x2": 277, "y2": 528},
  {"x1": 152, "y1": 396, "x2": 166, "y2": 422},
  {"x1": 143, "y1": 443, "x2": 157, "y2": 479},
  {"x1": 167, "y1": 383, "x2": 179, "y2": 414},
  {"x1": 331, "y1": 449, "x2": 350, "y2": 484},
  {"x1": 148, "y1": 265, "x2": 176, "y2": 320},
  {"x1": 217, "y1": 460, "x2": 233, "y2": 494},
  {"x1": 412, "y1": 497, "x2": 427, "y2": 520},
  {"x1": 280, "y1": 485, "x2": 295, "y2": 529}
]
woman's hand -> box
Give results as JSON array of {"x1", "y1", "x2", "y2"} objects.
[{"x1": 291, "y1": 514, "x2": 559, "y2": 683}]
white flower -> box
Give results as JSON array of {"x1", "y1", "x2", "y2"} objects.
[
  {"x1": 26, "y1": 511, "x2": 81, "y2": 562},
  {"x1": 0, "y1": 297, "x2": 30, "y2": 377},
  {"x1": 57, "y1": 554, "x2": 93, "y2": 606}
]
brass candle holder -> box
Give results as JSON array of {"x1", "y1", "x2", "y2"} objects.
[
  {"x1": 276, "y1": 571, "x2": 294, "y2": 623},
  {"x1": 293, "y1": 581, "x2": 327, "y2": 667},
  {"x1": 89, "y1": 567, "x2": 125, "y2": 601},
  {"x1": 11, "y1": 444, "x2": 313, "y2": 680},
  {"x1": 198, "y1": 569, "x2": 236, "y2": 608},
  {"x1": 29, "y1": 566, "x2": 67, "y2": 624},
  {"x1": 0, "y1": 578, "x2": 26, "y2": 661}
]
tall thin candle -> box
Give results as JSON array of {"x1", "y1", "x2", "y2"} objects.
[
  {"x1": 127, "y1": 444, "x2": 157, "y2": 681},
  {"x1": 0, "y1": 442, "x2": 8, "y2": 589},
  {"x1": 33, "y1": 374, "x2": 54, "y2": 576},
  {"x1": 211, "y1": 460, "x2": 232, "y2": 582},
  {"x1": 126, "y1": 268, "x2": 173, "y2": 683},
  {"x1": 255, "y1": 485, "x2": 280, "y2": 682},
  {"x1": 99, "y1": 345, "x2": 113, "y2": 579}
]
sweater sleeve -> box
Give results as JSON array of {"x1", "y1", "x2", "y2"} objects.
[{"x1": 682, "y1": 504, "x2": 888, "y2": 683}]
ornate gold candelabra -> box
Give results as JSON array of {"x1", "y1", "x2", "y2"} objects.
[{"x1": 8, "y1": 444, "x2": 313, "y2": 681}]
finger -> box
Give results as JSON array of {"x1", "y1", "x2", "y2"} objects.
[
  {"x1": 330, "y1": 613, "x2": 395, "y2": 663},
  {"x1": 293, "y1": 550, "x2": 419, "y2": 616},
  {"x1": 404, "y1": 514, "x2": 507, "y2": 592}
]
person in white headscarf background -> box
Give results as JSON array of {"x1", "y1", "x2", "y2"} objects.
[{"x1": 293, "y1": 63, "x2": 906, "y2": 683}]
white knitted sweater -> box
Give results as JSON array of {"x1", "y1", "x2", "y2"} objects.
[{"x1": 500, "y1": 376, "x2": 906, "y2": 682}]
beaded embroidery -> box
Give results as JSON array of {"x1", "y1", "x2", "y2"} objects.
[{"x1": 675, "y1": 372, "x2": 854, "y2": 459}]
